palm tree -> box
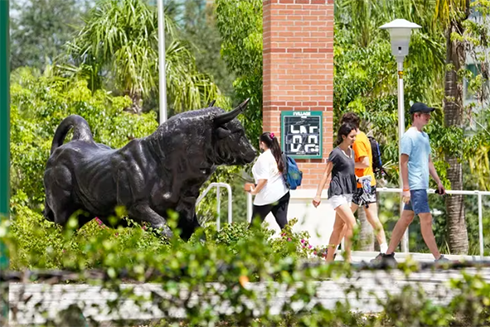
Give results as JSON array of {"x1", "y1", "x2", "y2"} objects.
[
  {"x1": 64, "y1": 0, "x2": 222, "y2": 114},
  {"x1": 435, "y1": 0, "x2": 470, "y2": 254}
]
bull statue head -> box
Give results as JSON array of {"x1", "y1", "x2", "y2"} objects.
[{"x1": 212, "y1": 99, "x2": 256, "y2": 165}]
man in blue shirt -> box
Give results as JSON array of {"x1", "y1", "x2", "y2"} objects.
[{"x1": 381, "y1": 102, "x2": 449, "y2": 265}]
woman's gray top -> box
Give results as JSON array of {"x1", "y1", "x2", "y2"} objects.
[{"x1": 327, "y1": 146, "x2": 356, "y2": 198}]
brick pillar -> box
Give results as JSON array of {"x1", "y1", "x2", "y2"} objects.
[{"x1": 263, "y1": 0, "x2": 334, "y2": 189}]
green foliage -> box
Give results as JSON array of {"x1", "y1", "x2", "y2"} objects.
[
  {"x1": 457, "y1": 0, "x2": 490, "y2": 191},
  {"x1": 268, "y1": 218, "x2": 313, "y2": 259},
  {"x1": 7, "y1": 199, "x2": 166, "y2": 270},
  {"x1": 4, "y1": 209, "x2": 490, "y2": 326},
  {"x1": 176, "y1": 0, "x2": 237, "y2": 99},
  {"x1": 65, "y1": 0, "x2": 225, "y2": 114},
  {"x1": 10, "y1": 0, "x2": 90, "y2": 71},
  {"x1": 215, "y1": 0, "x2": 263, "y2": 147}
]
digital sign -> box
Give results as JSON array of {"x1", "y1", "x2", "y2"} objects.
[{"x1": 281, "y1": 111, "x2": 322, "y2": 159}]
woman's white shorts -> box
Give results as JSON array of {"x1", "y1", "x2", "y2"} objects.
[{"x1": 328, "y1": 194, "x2": 353, "y2": 209}]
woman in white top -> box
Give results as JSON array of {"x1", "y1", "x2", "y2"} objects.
[{"x1": 245, "y1": 132, "x2": 290, "y2": 229}]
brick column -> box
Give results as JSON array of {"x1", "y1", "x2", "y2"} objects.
[{"x1": 263, "y1": 0, "x2": 334, "y2": 189}]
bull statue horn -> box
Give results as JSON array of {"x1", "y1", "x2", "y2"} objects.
[
  {"x1": 213, "y1": 98, "x2": 250, "y2": 126},
  {"x1": 207, "y1": 100, "x2": 216, "y2": 107}
]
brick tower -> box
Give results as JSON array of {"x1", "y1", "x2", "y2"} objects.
[
  {"x1": 262, "y1": 0, "x2": 335, "y2": 245},
  {"x1": 263, "y1": 0, "x2": 334, "y2": 189}
]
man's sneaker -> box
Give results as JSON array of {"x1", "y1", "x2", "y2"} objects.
[
  {"x1": 435, "y1": 255, "x2": 450, "y2": 263},
  {"x1": 370, "y1": 252, "x2": 384, "y2": 264},
  {"x1": 378, "y1": 253, "x2": 397, "y2": 268}
]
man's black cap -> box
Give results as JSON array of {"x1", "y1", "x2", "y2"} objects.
[{"x1": 409, "y1": 102, "x2": 435, "y2": 114}]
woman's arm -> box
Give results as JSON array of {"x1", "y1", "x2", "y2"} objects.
[
  {"x1": 250, "y1": 179, "x2": 267, "y2": 195},
  {"x1": 312, "y1": 161, "x2": 333, "y2": 207}
]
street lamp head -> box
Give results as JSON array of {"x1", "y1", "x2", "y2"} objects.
[{"x1": 380, "y1": 19, "x2": 421, "y2": 62}]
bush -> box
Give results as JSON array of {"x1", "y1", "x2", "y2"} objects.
[{"x1": 3, "y1": 204, "x2": 490, "y2": 326}]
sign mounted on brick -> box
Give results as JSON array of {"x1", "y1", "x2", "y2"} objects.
[{"x1": 281, "y1": 111, "x2": 322, "y2": 159}]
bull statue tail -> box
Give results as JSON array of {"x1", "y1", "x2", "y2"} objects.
[{"x1": 50, "y1": 115, "x2": 94, "y2": 155}]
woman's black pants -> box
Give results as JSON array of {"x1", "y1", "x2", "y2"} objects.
[{"x1": 250, "y1": 192, "x2": 290, "y2": 230}]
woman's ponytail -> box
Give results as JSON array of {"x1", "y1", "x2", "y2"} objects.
[{"x1": 259, "y1": 132, "x2": 285, "y2": 173}]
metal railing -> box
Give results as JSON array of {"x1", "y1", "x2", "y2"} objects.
[
  {"x1": 196, "y1": 183, "x2": 232, "y2": 231},
  {"x1": 377, "y1": 188, "x2": 490, "y2": 260},
  {"x1": 247, "y1": 193, "x2": 253, "y2": 223}
]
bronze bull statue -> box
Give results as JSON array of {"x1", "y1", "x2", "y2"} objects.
[{"x1": 43, "y1": 99, "x2": 256, "y2": 240}]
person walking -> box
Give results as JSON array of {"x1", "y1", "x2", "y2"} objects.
[
  {"x1": 312, "y1": 123, "x2": 358, "y2": 262},
  {"x1": 245, "y1": 132, "x2": 290, "y2": 229},
  {"x1": 381, "y1": 102, "x2": 449, "y2": 266},
  {"x1": 331, "y1": 113, "x2": 389, "y2": 261}
]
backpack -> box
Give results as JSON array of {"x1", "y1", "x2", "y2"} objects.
[
  {"x1": 368, "y1": 135, "x2": 385, "y2": 177},
  {"x1": 282, "y1": 154, "x2": 303, "y2": 190}
]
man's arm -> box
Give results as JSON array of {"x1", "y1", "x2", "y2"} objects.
[
  {"x1": 400, "y1": 154, "x2": 409, "y2": 189},
  {"x1": 429, "y1": 157, "x2": 445, "y2": 194},
  {"x1": 355, "y1": 156, "x2": 370, "y2": 169},
  {"x1": 400, "y1": 154, "x2": 410, "y2": 203},
  {"x1": 353, "y1": 139, "x2": 370, "y2": 169}
]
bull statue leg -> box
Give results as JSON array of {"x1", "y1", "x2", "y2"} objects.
[
  {"x1": 127, "y1": 203, "x2": 174, "y2": 239},
  {"x1": 175, "y1": 197, "x2": 201, "y2": 241},
  {"x1": 44, "y1": 166, "x2": 86, "y2": 227},
  {"x1": 45, "y1": 166, "x2": 98, "y2": 230},
  {"x1": 178, "y1": 213, "x2": 201, "y2": 241}
]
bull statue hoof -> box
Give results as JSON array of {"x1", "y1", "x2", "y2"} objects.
[
  {"x1": 158, "y1": 224, "x2": 174, "y2": 240},
  {"x1": 43, "y1": 100, "x2": 256, "y2": 241}
]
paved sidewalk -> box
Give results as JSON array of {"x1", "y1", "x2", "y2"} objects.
[{"x1": 339, "y1": 250, "x2": 487, "y2": 263}]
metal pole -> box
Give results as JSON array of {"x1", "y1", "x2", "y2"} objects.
[
  {"x1": 216, "y1": 186, "x2": 221, "y2": 231},
  {"x1": 0, "y1": 0, "x2": 10, "y2": 323},
  {"x1": 157, "y1": 0, "x2": 167, "y2": 124},
  {"x1": 247, "y1": 193, "x2": 253, "y2": 223},
  {"x1": 227, "y1": 186, "x2": 232, "y2": 225},
  {"x1": 397, "y1": 60, "x2": 409, "y2": 253},
  {"x1": 478, "y1": 192, "x2": 484, "y2": 260}
]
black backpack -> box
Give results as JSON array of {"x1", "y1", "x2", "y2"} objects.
[{"x1": 368, "y1": 135, "x2": 386, "y2": 177}]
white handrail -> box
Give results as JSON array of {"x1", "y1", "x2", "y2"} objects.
[
  {"x1": 376, "y1": 187, "x2": 490, "y2": 195},
  {"x1": 196, "y1": 183, "x2": 232, "y2": 231},
  {"x1": 247, "y1": 192, "x2": 253, "y2": 223}
]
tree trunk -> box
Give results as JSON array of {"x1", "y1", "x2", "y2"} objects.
[
  {"x1": 123, "y1": 90, "x2": 143, "y2": 114},
  {"x1": 444, "y1": 22, "x2": 469, "y2": 254},
  {"x1": 358, "y1": 206, "x2": 374, "y2": 251}
]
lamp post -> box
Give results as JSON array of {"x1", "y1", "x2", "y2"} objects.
[
  {"x1": 157, "y1": 0, "x2": 167, "y2": 124},
  {"x1": 380, "y1": 19, "x2": 421, "y2": 253}
]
